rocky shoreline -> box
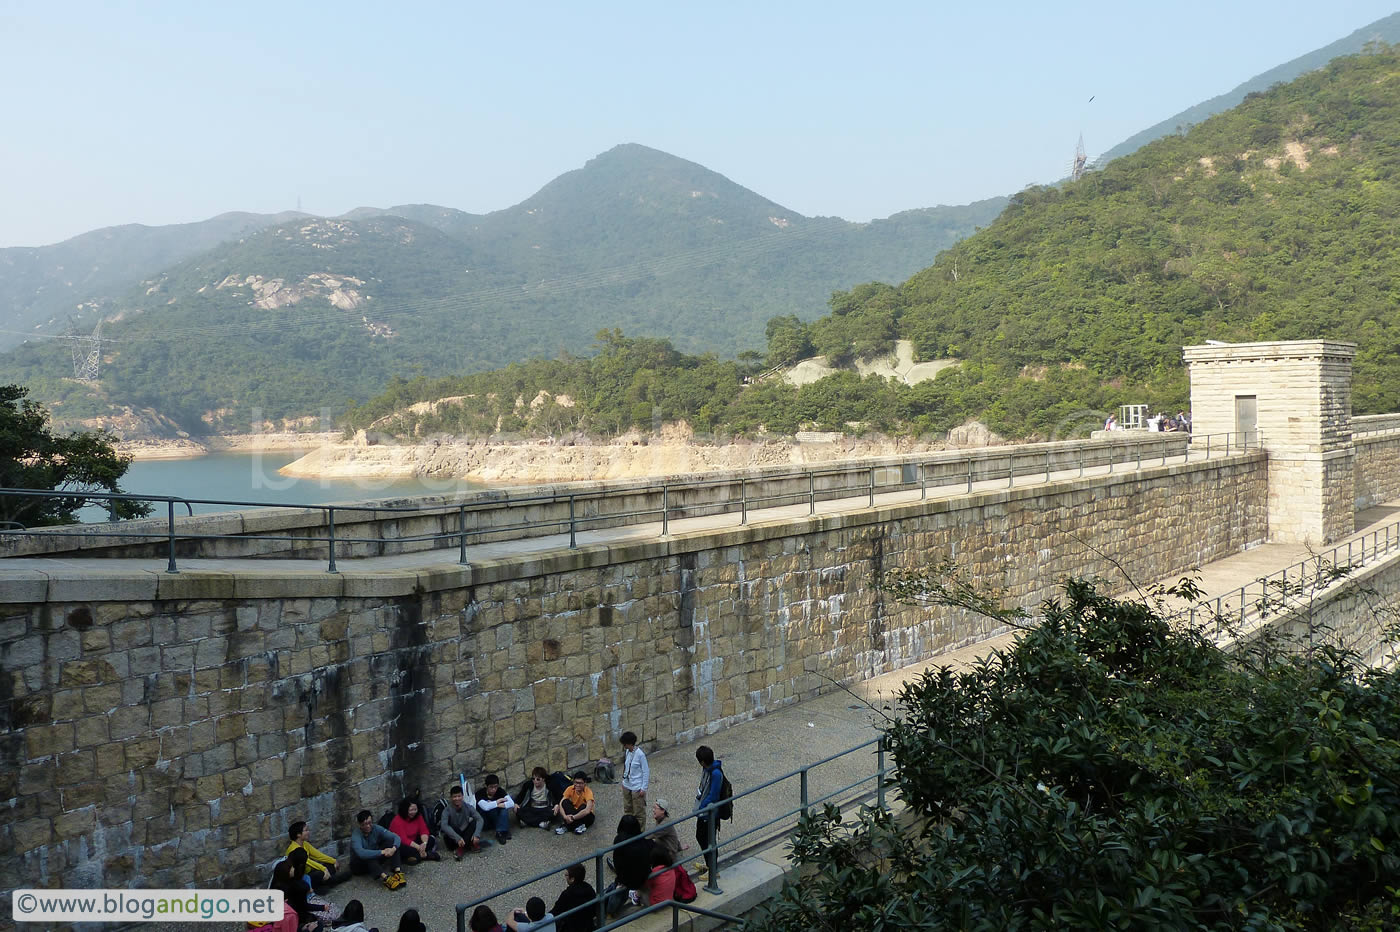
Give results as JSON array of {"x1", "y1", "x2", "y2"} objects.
[
  {"x1": 275, "y1": 423, "x2": 1000, "y2": 483},
  {"x1": 116, "y1": 432, "x2": 341, "y2": 461}
]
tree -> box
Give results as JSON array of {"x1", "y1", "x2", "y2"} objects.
[
  {"x1": 755, "y1": 570, "x2": 1400, "y2": 930},
  {"x1": 0, "y1": 384, "x2": 151, "y2": 526}
]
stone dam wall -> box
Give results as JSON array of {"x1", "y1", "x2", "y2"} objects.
[{"x1": 0, "y1": 452, "x2": 1267, "y2": 917}]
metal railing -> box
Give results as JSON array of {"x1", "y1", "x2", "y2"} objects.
[
  {"x1": 455, "y1": 738, "x2": 890, "y2": 932},
  {"x1": 0, "y1": 431, "x2": 1256, "y2": 574},
  {"x1": 1186, "y1": 518, "x2": 1400, "y2": 641}
]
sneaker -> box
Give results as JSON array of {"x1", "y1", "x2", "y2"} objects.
[
  {"x1": 555, "y1": 826, "x2": 566, "y2": 835},
  {"x1": 496, "y1": 832, "x2": 509, "y2": 846},
  {"x1": 628, "y1": 890, "x2": 640, "y2": 906},
  {"x1": 427, "y1": 850, "x2": 442, "y2": 861},
  {"x1": 455, "y1": 842, "x2": 466, "y2": 861},
  {"x1": 470, "y1": 838, "x2": 482, "y2": 852},
  {"x1": 540, "y1": 822, "x2": 553, "y2": 830},
  {"x1": 574, "y1": 824, "x2": 588, "y2": 835}
]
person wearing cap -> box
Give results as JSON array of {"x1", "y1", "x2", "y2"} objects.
[{"x1": 649, "y1": 798, "x2": 686, "y2": 863}]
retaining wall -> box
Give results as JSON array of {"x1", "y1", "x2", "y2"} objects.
[{"x1": 0, "y1": 452, "x2": 1265, "y2": 916}]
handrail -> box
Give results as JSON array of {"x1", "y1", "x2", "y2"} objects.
[
  {"x1": 1187, "y1": 517, "x2": 1400, "y2": 644},
  {"x1": 454, "y1": 738, "x2": 889, "y2": 932},
  {"x1": 1, "y1": 431, "x2": 1255, "y2": 574}
]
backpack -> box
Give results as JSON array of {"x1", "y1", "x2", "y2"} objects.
[
  {"x1": 717, "y1": 772, "x2": 734, "y2": 822},
  {"x1": 674, "y1": 865, "x2": 698, "y2": 903},
  {"x1": 428, "y1": 799, "x2": 446, "y2": 835},
  {"x1": 547, "y1": 770, "x2": 572, "y2": 801}
]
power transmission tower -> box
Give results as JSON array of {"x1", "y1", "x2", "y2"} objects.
[
  {"x1": 67, "y1": 320, "x2": 103, "y2": 381},
  {"x1": 1071, "y1": 133, "x2": 1089, "y2": 181}
]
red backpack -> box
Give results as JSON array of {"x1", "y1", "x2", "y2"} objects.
[{"x1": 674, "y1": 864, "x2": 698, "y2": 903}]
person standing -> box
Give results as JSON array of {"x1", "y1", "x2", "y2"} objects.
[
  {"x1": 693, "y1": 745, "x2": 725, "y2": 882},
  {"x1": 619, "y1": 732, "x2": 649, "y2": 821}
]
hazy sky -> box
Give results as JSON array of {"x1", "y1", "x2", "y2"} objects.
[{"x1": 2, "y1": 1, "x2": 1397, "y2": 247}]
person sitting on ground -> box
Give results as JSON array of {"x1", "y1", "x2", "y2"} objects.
[
  {"x1": 607, "y1": 814, "x2": 655, "y2": 914},
  {"x1": 349, "y1": 809, "x2": 406, "y2": 890},
  {"x1": 286, "y1": 849, "x2": 341, "y2": 923},
  {"x1": 389, "y1": 798, "x2": 439, "y2": 864},
  {"x1": 648, "y1": 799, "x2": 688, "y2": 864},
  {"x1": 477, "y1": 773, "x2": 517, "y2": 844},
  {"x1": 506, "y1": 896, "x2": 555, "y2": 931},
  {"x1": 469, "y1": 905, "x2": 506, "y2": 932},
  {"x1": 271, "y1": 858, "x2": 330, "y2": 932},
  {"x1": 331, "y1": 899, "x2": 377, "y2": 932},
  {"x1": 441, "y1": 784, "x2": 485, "y2": 859},
  {"x1": 395, "y1": 908, "x2": 426, "y2": 932},
  {"x1": 287, "y1": 820, "x2": 347, "y2": 889},
  {"x1": 644, "y1": 848, "x2": 677, "y2": 907},
  {"x1": 516, "y1": 767, "x2": 558, "y2": 829},
  {"x1": 551, "y1": 863, "x2": 598, "y2": 932},
  {"x1": 554, "y1": 771, "x2": 595, "y2": 835}
]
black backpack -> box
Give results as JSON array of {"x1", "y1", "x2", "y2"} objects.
[{"x1": 718, "y1": 772, "x2": 734, "y2": 821}]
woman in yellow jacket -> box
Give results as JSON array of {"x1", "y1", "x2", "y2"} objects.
[{"x1": 285, "y1": 820, "x2": 346, "y2": 889}]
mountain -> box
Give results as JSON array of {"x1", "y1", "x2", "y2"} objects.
[
  {"x1": 0, "y1": 145, "x2": 1005, "y2": 430},
  {"x1": 1099, "y1": 12, "x2": 1400, "y2": 164},
  {"x1": 353, "y1": 47, "x2": 1400, "y2": 444},
  {"x1": 0, "y1": 210, "x2": 307, "y2": 350}
]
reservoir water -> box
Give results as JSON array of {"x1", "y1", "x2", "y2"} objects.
[{"x1": 109, "y1": 453, "x2": 486, "y2": 516}]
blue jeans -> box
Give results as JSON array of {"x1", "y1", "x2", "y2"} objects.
[{"x1": 479, "y1": 805, "x2": 510, "y2": 836}]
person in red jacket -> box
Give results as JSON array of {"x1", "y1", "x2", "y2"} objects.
[{"x1": 388, "y1": 799, "x2": 440, "y2": 864}]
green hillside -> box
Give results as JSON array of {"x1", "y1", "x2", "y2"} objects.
[
  {"x1": 1098, "y1": 11, "x2": 1400, "y2": 164},
  {"x1": 0, "y1": 210, "x2": 306, "y2": 350},
  {"x1": 0, "y1": 146, "x2": 1003, "y2": 430},
  {"x1": 354, "y1": 47, "x2": 1400, "y2": 443}
]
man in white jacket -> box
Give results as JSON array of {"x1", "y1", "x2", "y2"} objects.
[{"x1": 620, "y1": 730, "x2": 649, "y2": 821}]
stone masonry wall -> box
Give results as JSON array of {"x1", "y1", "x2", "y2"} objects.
[
  {"x1": 0, "y1": 453, "x2": 1267, "y2": 927},
  {"x1": 1354, "y1": 432, "x2": 1400, "y2": 511}
]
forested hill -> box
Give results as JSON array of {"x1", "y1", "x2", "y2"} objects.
[
  {"x1": 0, "y1": 144, "x2": 1004, "y2": 430},
  {"x1": 1098, "y1": 11, "x2": 1400, "y2": 164},
  {"x1": 0, "y1": 210, "x2": 306, "y2": 350},
  {"x1": 354, "y1": 48, "x2": 1400, "y2": 443},
  {"x1": 842, "y1": 46, "x2": 1400, "y2": 428}
]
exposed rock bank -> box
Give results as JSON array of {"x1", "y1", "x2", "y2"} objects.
[{"x1": 278, "y1": 424, "x2": 991, "y2": 483}]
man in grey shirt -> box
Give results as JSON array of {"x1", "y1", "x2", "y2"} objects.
[{"x1": 441, "y1": 784, "x2": 484, "y2": 858}]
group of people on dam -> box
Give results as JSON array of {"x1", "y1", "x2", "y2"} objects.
[{"x1": 262, "y1": 735, "x2": 730, "y2": 932}]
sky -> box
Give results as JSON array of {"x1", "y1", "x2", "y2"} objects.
[{"x1": 1, "y1": 1, "x2": 1398, "y2": 248}]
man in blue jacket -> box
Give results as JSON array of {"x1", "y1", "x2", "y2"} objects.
[
  {"x1": 349, "y1": 809, "x2": 406, "y2": 889},
  {"x1": 694, "y1": 745, "x2": 725, "y2": 889}
]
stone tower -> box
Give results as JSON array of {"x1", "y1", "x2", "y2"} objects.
[{"x1": 1183, "y1": 340, "x2": 1356, "y2": 546}]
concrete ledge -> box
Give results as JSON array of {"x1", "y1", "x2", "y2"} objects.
[{"x1": 44, "y1": 568, "x2": 160, "y2": 602}]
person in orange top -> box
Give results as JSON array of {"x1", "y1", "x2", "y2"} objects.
[
  {"x1": 388, "y1": 799, "x2": 440, "y2": 864},
  {"x1": 553, "y1": 771, "x2": 596, "y2": 834},
  {"x1": 285, "y1": 820, "x2": 346, "y2": 889}
]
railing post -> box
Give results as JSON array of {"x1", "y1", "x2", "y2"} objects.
[
  {"x1": 703, "y1": 810, "x2": 722, "y2": 895},
  {"x1": 877, "y1": 737, "x2": 887, "y2": 810},
  {"x1": 1136, "y1": 442, "x2": 1142, "y2": 471},
  {"x1": 327, "y1": 507, "x2": 337, "y2": 573},
  {"x1": 1108, "y1": 440, "x2": 1114, "y2": 473},
  {"x1": 458, "y1": 505, "x2": 468, "y2": 565},
  {"x1": 967, "y1": 457, "x2": 973, "y2": 494},
  {"x1": 165, "y1": 500, "x2": 178, "y2": 574},
  {"x1": 920, "y1": 463, "x2": 927, "y2": 500},
  {"x1": 741, "y1": 479, "x2": 748, "y2": 525},
  {"x1": 868, "y1": 467, "x2": 875, "y2": 508},
  {"x1": 661, "y1": 485, "x2": 670, "y2": 537},
  {"x1": 1078, "y1": 447, "x2": 1084, "y2": 478},
  {"x1": 594, "y1": 852, "x2": 608, "y2": 928},
  {"x1": 1206, "y1": 433, "x2": 1211, "y2": 459},
  {"x1": 1007, "y1": 453, "x2": 1014, "y2": 489},
  {"x1": 1162, "y1": 438, "x2": 1167, "y2": 465},
  {"x1": 808, "y1": 473, "x2": 815, "y2": 515},
  {"x1": 569, "y1": 496, "x2": 577, "y2": 548},
  {"x1": 1045, "y1": 450, "x2": 1051, "y2": 483},
  {"x1": 800, "y1": 768, "x2": 809, "y2": 813}
]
